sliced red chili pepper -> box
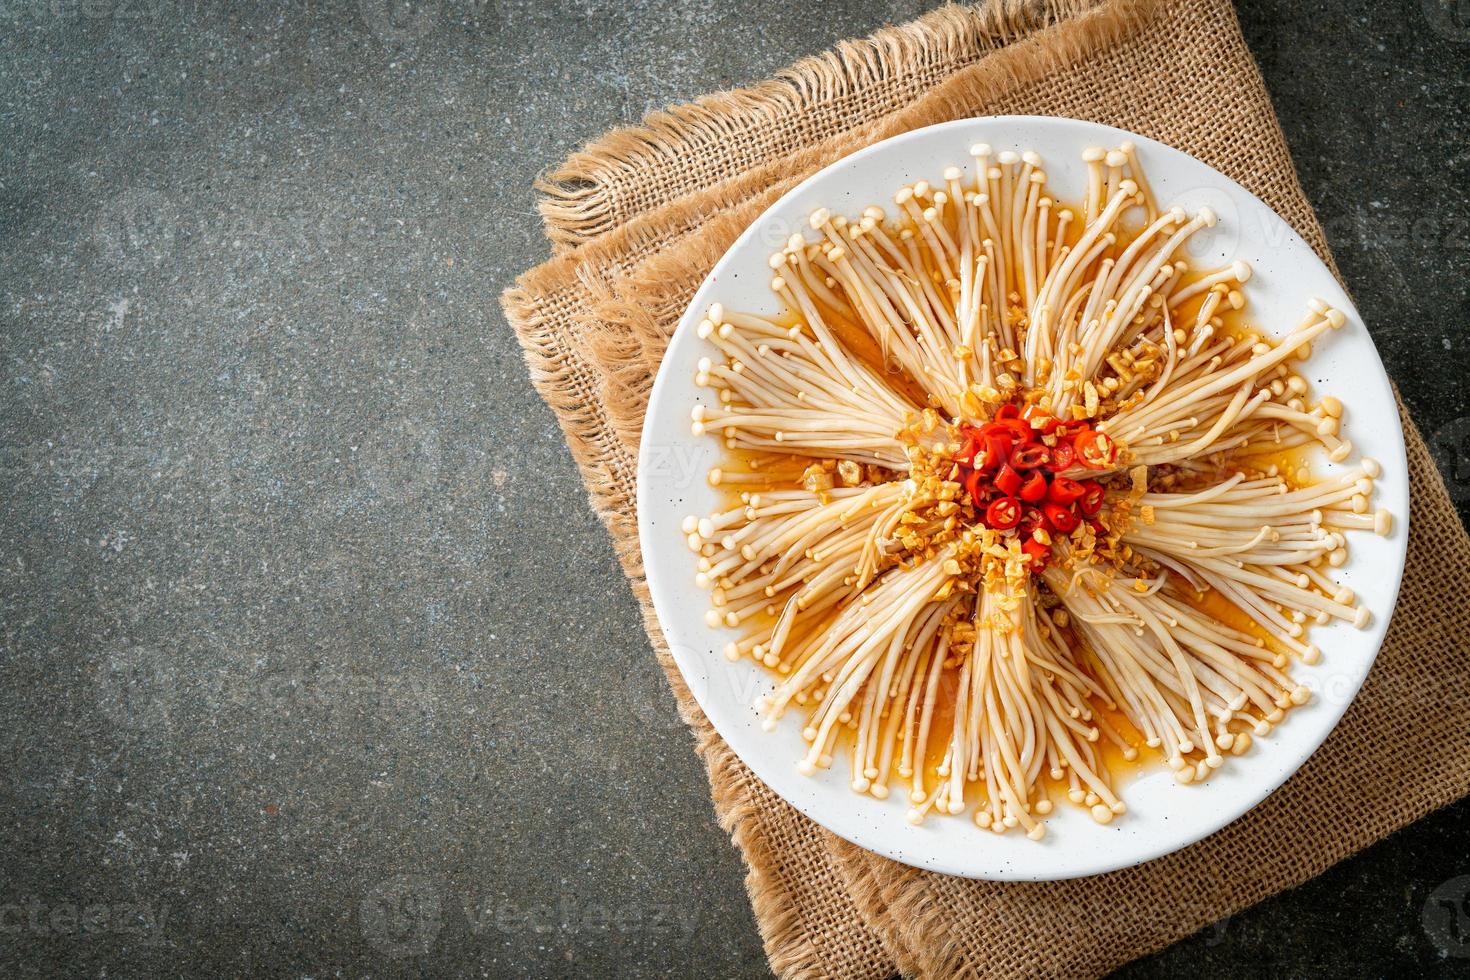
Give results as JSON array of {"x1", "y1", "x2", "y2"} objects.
[
  {"x1": 1021, "y1": 538, "x2": 1050, "y2": 568},
  {"x1": 1046, "y1": 476, "x2": 1086, "y2": 506},
  {"x1": 1040, "y1": 415, "x2": 1063, "y2": 435},
  {"x1": 1075, "y1": 430, "x2": 1117, "y2": 469},
  {"x1": 1019, "y1": 471, "x2": 1047, "y2": 502},
  {"x1": 985, "y1": 496, "x2": 1021, "y2": 530},
  {"x1": 1087, "y1": 517, "x2": 1107, "y2": 536},
  {"x1": 998, "y1": 418, "x2": 1032, "y2": 444},
  {"x1": 993, "y1": 403, "x2": 1021, "y2": 422},
  {"x1": 992, "y1": 464, "x2": 1022, "y2": 496},
  {"x1": 954, "y1": 428, "x2": 982, "y2": 465},
  {"x1": 1078, "y1": 481, "x2": 1105, "y2": 516},
  {"x1": 1018, "y1": 506, "x2": 1044, "y2": 537},
  {"x1": 977, "y1": 432, "x2": 1011, "y2": 471},
  {"x1": 1045, "y1": 440, "x2": 1075, "y2": 472},
  {"x1": 1010, "y1": 444, "x2": 1050, "y2": 469},
  {"x1": 963, "y1": 468, "x2": 988, "y2": 507},
  {"x1": 1043, "y1": 502, "x2": 1079, "y2": 534}
]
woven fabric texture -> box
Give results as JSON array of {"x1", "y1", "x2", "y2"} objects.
[{"x1": 502, "y1": 0, "x2": 1470, "y2": 975}]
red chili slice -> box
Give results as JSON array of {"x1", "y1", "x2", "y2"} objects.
[
  {"x1": 1045, "y1": 440, "x2": 1075, "y2": 472},
  {"x1": 975, "y1": 421, "x2": 1010, "y2": 442},
  {"x1": 1010, "y1": 444, "x2": 1050, "y2": 469},
  {"x1": 977, "y1": 432, "x2": 1011, "y2": 471},
  {"x1": 998, "y1": 419, "x2": 1032, "y2": 444},
  {"x1": 1075, "y1": 430, "x2": 1117, "y2": 469},
  {"x1": 994, "y1": 404, "x2": 1021, "y2": 422},
  {"x1": 985, "y1": 496, "x2": 1022, "y2": 530},
  {"x1": 954, "y1": 428, "x2": 983, "y2": 465},
  {"x1": 1022, "y1": 538, "x2": 1050, "y2": 568},
  {"x1": 1046, "y1": 476, "x2": 1086, "y2": 506},
  {"x1": 1018, "y1": 506, "x2": 1044, "y2": 537},
  {"x1": 1078, "y1": 481, "x2": 1105, "y2": 516},
  {"x1": 1019, "y1": 471, "x2": 1047, "y2": 502},
  {"x1": 993, "y1": 464, "x2": 1022, "y2": 496},
  {"x1": 1087, "y1": 517, "x2": 1107, "y2": 536},
  {"x1": 1043, "y1": 503, "x2": 1079, "y2": 533},
  {"x1": 964, "y1": 469, "x2": 988, "y2": 507}
]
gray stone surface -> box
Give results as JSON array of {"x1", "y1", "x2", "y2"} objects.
[{"x1": 0, "y1": 0, "x2": 1465, "y2": 976}]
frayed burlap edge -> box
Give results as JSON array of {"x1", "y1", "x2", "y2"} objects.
[{"x1": 535, "y1": 0, "x2": 1152, "y2": 252}]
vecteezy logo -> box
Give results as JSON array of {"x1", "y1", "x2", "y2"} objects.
[
  {"x1": 1161, "y1": 184, "x2": 1243, "y2": 264},
  {"x1": 90, "y1": 187, "x2": 180, "y2": 266},
  {"x1": 96, "y1": 644, "x2": 176, "y2": 732},
  {"x1": 357, "y1": 0, "x2": 442, "y2": 45},
  {"x1": 623, "y1": 661, "x2": 682, "y2": 732},
  {"x1": 360, "y1": 874, "x2": 442, "y2": 957},
  {"x1": 1423, "y1": 875, "x2": 1470, "y2": 957},
  {"x1": 357, "y1": 411, "x2": 442, "y2": 505},
  {"x1": 1429, "y1": 416, "x2": 1470, "y2": 503}
]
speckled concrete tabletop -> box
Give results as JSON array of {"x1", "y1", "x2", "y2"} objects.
[{"x1": 2, "y1": 1, "x2": 1467, "y2": 976}]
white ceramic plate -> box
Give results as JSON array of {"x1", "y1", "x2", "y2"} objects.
[{"x1": 636, "y1": 116, "x2": 1409, "y2": 880}]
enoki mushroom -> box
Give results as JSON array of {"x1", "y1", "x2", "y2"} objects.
[{"x1": 681, "y1": 142, "x2": 1390, "y2": 839}]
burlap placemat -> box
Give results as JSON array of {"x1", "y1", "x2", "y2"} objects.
[{"x1": 502, "y1": 0, "x2": 1470, "y2": 975}]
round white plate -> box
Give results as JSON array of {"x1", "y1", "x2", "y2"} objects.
[{"x1": 636, "y1": 116, "x2": 1409, "y2": 880}]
